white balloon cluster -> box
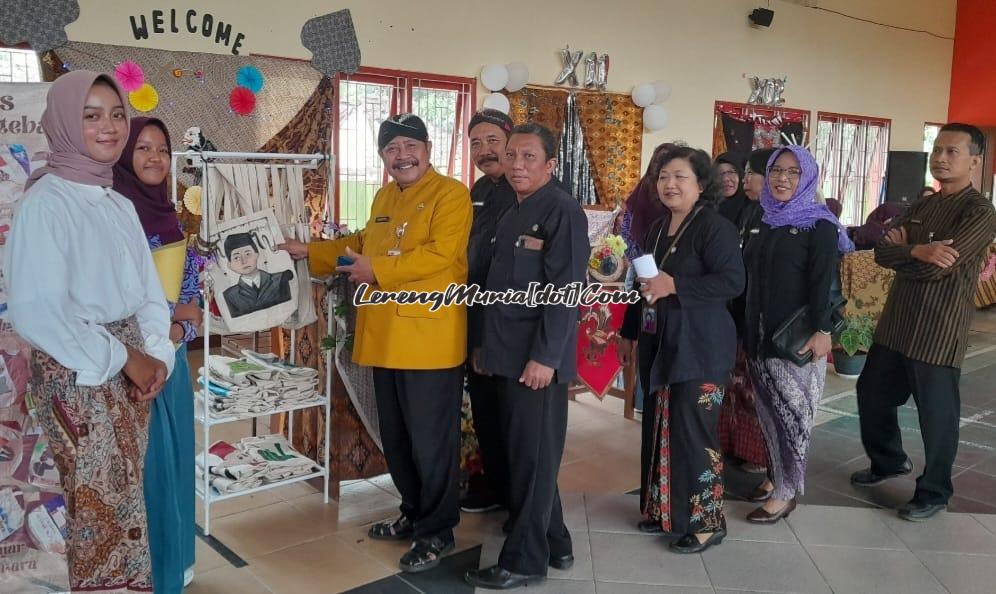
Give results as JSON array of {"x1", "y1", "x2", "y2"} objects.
[
  {"x1": 479, "y1": 62, "x2": 530, "y2": 114},
  {"x1": 631, "y1": 80, "x2": 672, "y2": 132}
]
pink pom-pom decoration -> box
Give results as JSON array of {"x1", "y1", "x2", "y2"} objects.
[{"x1": 114, "y1": 61, "x2": 145, "y2": 92}]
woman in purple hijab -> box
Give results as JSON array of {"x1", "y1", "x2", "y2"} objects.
[{"x1": 741, "y1": 145, "x2": 853, "y2": 524}]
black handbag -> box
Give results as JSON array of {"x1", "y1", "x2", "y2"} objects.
[{"x1": 766, "y1": 230, "x2": 848, "y2": 367}]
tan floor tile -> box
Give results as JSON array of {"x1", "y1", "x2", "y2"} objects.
[
  {"x1": 249, "y1": 534, "x2": 395, "y2": 594},
  {"x1": 192, "y1": 537, "x2": 232, "y2": 574},
  {"x1": 288, "y1": 483, "x2": 400, "y2": 535},
  {"x1": 185, "y1": 566, "x2": 274, "y2": 594},
  {"x1": 208, "y1": 501, "x2": 330, "y2": 559},
  {"x1": 195, "y1": 480, "x2": 316, "y2": 521},
  {"x1": 559, "y1": 453, "x2": 640, "y2": 494}
]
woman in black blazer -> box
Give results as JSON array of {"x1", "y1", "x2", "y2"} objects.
[
  {"x1": 742, "y1": 145, "x2": 854, "y2": 524},
  {"x1": 619, "y1": 147, "x2": 745, "y2": 554}
]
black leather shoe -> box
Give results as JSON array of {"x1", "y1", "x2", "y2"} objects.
[
  {"x1": 850, "y1": 458, "x2": 914, "y2": 487},
  {"x1": 638, "y1": 519, "x2": 664, "y2": 533},
  {"x1": 746, "y1": 498, "x2": 797, "y2": 524},
  {"x1": 669, "y1": 529, "x2": 726, "y2": 554},
  {"x1": 465, "y1": 565, "x2": 544, "y2": 589},
  {"x1": 549, "y1": 553, "x2": 574, "y2": 571},
  {"x1": 898, "y1": 500, "x2": 946, "y2": 522}
]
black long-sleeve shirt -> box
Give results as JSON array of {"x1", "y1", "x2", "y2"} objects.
[
  {"x1": 722, "y1": 198, "x2": 764, "y2": 336},
  {"x1": 743, "y1": 219, "x2": 839, "y2": 359},
  {"x1": 621, "y1": 206, "x2": 745, "y2": 389},
  {"x1": 467, "y1": 174, "x2": 517, "y2": 350},
  {"x1": 873, "y1": 185, "x2": 996, "y2": 368},
  {"x1": 480, "y1": 180, "x2": 590, "y2": 383}
]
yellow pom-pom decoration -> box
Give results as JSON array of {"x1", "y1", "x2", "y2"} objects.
[
  {"x1": 183, "y1": 185, "x2": 202, "y2": 215},
  {"x1": 128, "y1": 83, "x2": 159, "y2": 112}
]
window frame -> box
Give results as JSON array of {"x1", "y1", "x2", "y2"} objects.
[
  {"x1": 332, "y1": 67, "x2": 476, "y2": 223},
  {"x1": 815, "y1": 110, "x2": 892, "y2": 226}
]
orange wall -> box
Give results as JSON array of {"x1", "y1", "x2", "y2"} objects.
[{"x1": 949, "y1": 0, "x2": 996, "y2": 125}]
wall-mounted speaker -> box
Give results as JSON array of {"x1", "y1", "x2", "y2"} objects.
[{"x1": 749, "y1": 8, "x2": 775, "y2": 27}]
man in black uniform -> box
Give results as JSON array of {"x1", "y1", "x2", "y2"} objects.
[
  {"x1": 462, "y1": 109, "x2": 518, "y2": 515},
  {"x1": 465, "y1": 124, "x2": 590, "y2": 589}
]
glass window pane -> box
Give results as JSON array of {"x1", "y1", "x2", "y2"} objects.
[{"x1": 337, "y1": 79, "x2": 393, "y2": 230}]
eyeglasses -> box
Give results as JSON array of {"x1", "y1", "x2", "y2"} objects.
[
  {"x1": 718, "y1": 170, "x2": 740, "y2": 179},
  {"x1": 769, "y1": 166, "x2": 802, "y2": 180}
]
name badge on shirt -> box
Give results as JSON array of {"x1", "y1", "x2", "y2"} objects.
[
  {"x1": 375, "y1": 216, "x2": 390, "y2": 223},
  {"x1": 641, "y1": 306, "x2": 657, "y2": 334}
]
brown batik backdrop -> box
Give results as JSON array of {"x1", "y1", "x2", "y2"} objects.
[{"x1": 506, "y1": 86, "x2": 643, "y2": 208}]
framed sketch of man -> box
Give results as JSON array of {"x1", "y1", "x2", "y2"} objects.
[{"x1": 206, "y1": 208, "x2": 298, "y2": 333}]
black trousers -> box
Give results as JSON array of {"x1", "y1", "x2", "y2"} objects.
[
  {"x1": 373, "y1": 366, "x2": 463, "y2": 540},
  {"x1": 467, "y1": 368, "x2": 509, "y2": 506},
  {"x1": 637, "y1": 336, "x2": 659, "y2": 504},
  {"x1": 495, "y1": 377, "x2": 572, "y2": 576},
  {"x1": 856, "y1": 344, "x2": 961, "y2": 505}
]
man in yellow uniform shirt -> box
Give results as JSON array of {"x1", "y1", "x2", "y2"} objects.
[{"x1": 279, "y1": 113, "x2": 472, "y2": 574}]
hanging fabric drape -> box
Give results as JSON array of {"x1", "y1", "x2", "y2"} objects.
[{"x1": 557, "y1": 93, "x2": 599, "y2": 205}]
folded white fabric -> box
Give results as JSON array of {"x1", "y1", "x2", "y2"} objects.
[
  {"x1": 196, "y1": 352, "x2": 321, "y2": 419},
  {"x1": 195, "y1": 436, "x2": 318, "y2": 495}
]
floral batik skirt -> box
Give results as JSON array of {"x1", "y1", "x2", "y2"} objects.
[
  {"x1": 30, "y1": 316, "x2": 154, "y2": 593},
  {"x1": 642, "y1": 378, "x2": 727, "y2": 535},
  {"x1": 719, "y1": 344, "x2": 769, "y2": 466}
]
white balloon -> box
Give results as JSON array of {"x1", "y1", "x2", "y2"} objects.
[
  {"x1": 505, "y1": 61, "x2": 529, "y2": 92},
  {"x1": 643, "y1": 104, "x2": 669, "y2": 131},
  {"x1": 482, "y1": 92, "x2": 511, "y2": 114},
  {"x1": 631, "y1": 83, "x2": 656, "y2": 108},
  {"x1": 651, "y1": 80, "x2": 672, "y2": 103},
  {"x1": 480, "y1": 64, "x2": 510, "y2": 92}
]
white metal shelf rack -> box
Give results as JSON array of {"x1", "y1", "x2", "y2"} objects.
[{"x1": 171, "y1": 150, "x2": 333, "y2": 535}]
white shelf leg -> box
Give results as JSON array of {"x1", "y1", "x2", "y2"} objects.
[
  {"x1": 288, "y1": 328, "x2": 296, "y2": 444},
  {"x1": 324, "y1": 291, "x2": 332, "y2": 503}
]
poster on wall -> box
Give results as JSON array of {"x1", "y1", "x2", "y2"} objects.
[{"x1": 0, "y1": 82, "x2": 70, "y2": 593}]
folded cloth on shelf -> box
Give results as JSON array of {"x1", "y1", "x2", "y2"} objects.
[
  {"x1": 196, "y1": 352, "x2": 321, "y2": 418},
  {"x1": 194, "y1": 436, "x2": 318, "y2": 495}
]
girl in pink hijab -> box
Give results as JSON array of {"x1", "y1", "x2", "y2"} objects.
[{"x1": 5, "y1": 71, "x2": 175, "y2": 593}]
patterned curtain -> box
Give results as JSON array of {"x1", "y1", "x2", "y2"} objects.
[
  {"x1": 575, "y1": 92, "x2": 643, "y2": 208},
  {"x1": 258, "y1": 75, "x2": 336, "y2": 229},
  {"x1": 506, "y1": 86, "x2": 642, "y2": 208}
]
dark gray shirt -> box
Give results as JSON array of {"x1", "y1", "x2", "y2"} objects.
[{"x1": 480, "y1": 180, "x2": 590, "y2": 383}]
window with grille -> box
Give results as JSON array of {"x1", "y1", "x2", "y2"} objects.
[
  {"x1": 923, "y1": 122, "x2": 943, "y2": 189},
  {"x1": 814, "y1": 113, "x2": 890, "y2": 226},
  {"x1": 0, "y1": 48, "x2": 41, "y2": 83},
  {"x1": 333, "y1": 68, "x2": 474, "y2": 230}
]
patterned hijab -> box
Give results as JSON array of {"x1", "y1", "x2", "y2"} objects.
[
  {"x1": 760, "y1": 145, "x2": 854, "y2": 252},
  {"x1": 25, "y1": 70, "x2": 129, "y2": 190}
]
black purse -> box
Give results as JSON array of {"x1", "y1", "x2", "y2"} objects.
[{"x1": 766, "y1": 230, "x2": 848, "y2": 367}]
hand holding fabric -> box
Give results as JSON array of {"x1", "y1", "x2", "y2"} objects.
[
  {"x1": 884, "y1": 226, "x2": 907, "y2": 245},
  {"x1": 277, "y1": 239, "x2": 310, "y2": 260}
]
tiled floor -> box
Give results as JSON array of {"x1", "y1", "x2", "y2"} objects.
[{"x1": 177, "y1": 308, "x2": 996, "y2": 593}]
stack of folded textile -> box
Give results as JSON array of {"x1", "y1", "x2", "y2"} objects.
[
  {"x1": 194, "y1": 434, "x2": 319, "y2": 495},
  {"x1": 196, "y1": 350, "x2": 321, "y2": 418}
]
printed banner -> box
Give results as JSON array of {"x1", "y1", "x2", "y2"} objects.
[{"x1": 0, "y1": 82, "x2": 69, "y2": 593}]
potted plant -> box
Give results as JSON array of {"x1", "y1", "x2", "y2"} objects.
[{"x1": 833, "y1": 314, "x2": 875, "y2": 378}]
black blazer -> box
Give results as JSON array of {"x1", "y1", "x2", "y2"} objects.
[
  {"x1": 743, "y1": 219, "x2": 839, "y2": 359},
  {"x1": 223, "y1": 269, "x2": 294, "y2": 318},
  {"x1": 621, "y1": 206, "x2": 745, "y2": 390}
]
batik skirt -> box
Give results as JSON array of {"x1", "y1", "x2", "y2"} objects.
[
  {"x1": 30, "y1": 316, "x2": 153, "y2": 593},
  {"x1": 748, "y1": 356, "x2": 828, "y2": 501},
  {"x1": 719, "y1": 344, "x2": 769, "y2": 466},
  {"x1": 642, "y1": 378, "x2": 727, "y2": 535}
]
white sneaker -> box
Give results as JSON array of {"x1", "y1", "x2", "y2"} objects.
[{"x1": 183, "y1": 568, "x2": 194, "y2": 587}]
